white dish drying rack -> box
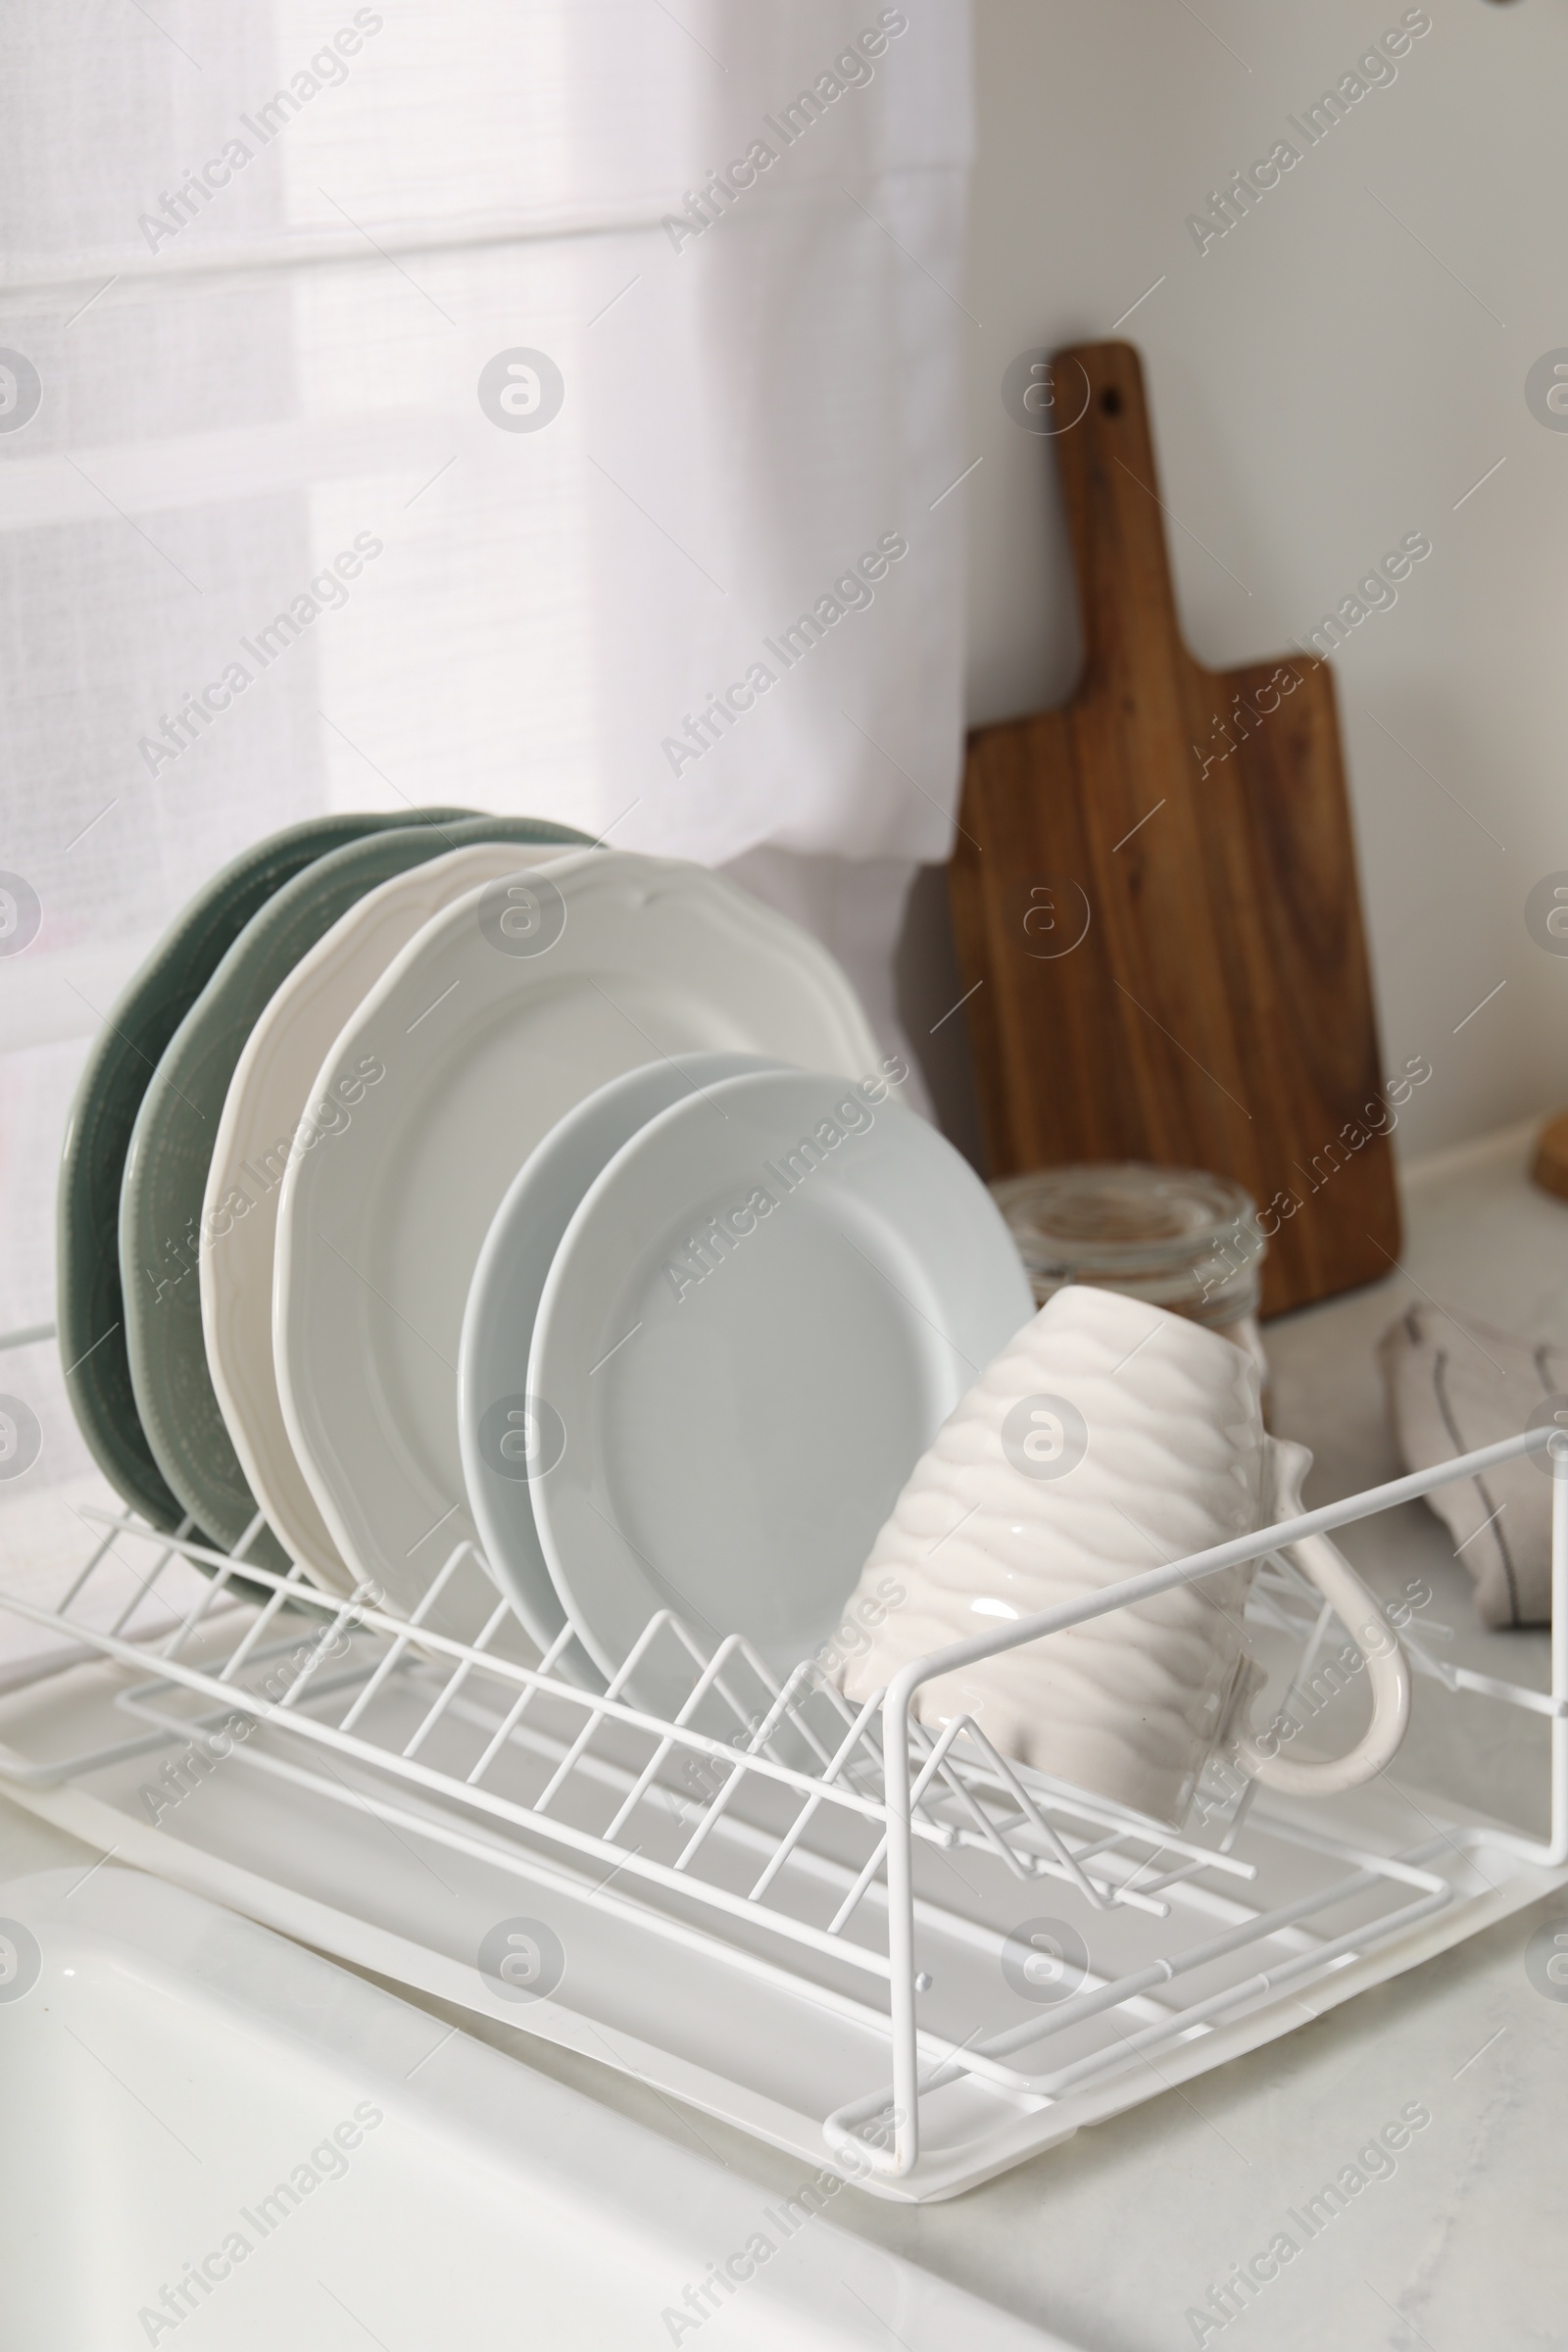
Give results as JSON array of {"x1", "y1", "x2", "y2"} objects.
[{"x1": 1, "y1": 1423, "x2": 1564, "y2": 2203}]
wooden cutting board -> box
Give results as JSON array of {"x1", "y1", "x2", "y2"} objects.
[{"x1": 950, "y1": 339, "x2": 1400, "y2": 1318}]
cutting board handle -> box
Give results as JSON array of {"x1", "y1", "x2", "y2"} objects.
[{"x1": 1050, "y1": 340, "x2": 1187, "y2": 687}]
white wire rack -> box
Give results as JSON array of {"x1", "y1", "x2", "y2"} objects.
[{"x1": 0, "y1": 1409, "x2": 1564, "y2": 2200}]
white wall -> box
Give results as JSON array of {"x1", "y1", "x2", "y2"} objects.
[{"x1": 952, "y1": 0, "x2": 1568, "y2": 1162}]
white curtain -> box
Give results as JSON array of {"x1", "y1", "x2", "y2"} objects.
[{"x1": 0, "y1": 0, "x2": 974, "y2": 1555}]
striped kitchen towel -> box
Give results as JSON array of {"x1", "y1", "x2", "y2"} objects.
[{"x1": 1376, "y1": 1306, "x2": 1565, "y2": 1627}]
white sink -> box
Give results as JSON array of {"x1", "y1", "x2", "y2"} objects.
[{"x1": 0, "y1": 1865, "x2": 1068, "y2": 2350}]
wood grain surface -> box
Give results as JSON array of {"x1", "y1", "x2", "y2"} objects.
[
  {"x1": 951, "y1": 340, "x2": 1400, "y2": 1318},
  {"x1": 1531, "y1": 1109, "x2": 1568, "y2": 1204}
]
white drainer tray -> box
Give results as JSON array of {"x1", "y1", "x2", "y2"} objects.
[{"x1": 0, "y1": 1426, "x2": 1563, "y2": 2203}]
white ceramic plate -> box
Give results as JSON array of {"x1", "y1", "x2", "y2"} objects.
[
  {"x1": 274, "y1": 853, "x2": 883, "y2": 1618},
  {"x1": 458, "y1": 1053, "x2": 784, "y2": 1674},
  {"x1": 526, "y1": 1065, "x2": 1035, "y2": 1713},
  {"x1": 202, "y1": 840, "x2": 589, "y2": 1594}
]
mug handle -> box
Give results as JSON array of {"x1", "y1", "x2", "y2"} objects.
[{"x1": 1230, "y1": 1529, "x2": 1411, "y2": 1796}]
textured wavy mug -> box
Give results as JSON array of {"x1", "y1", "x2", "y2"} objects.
[{"x1": 837, "y1": 1285, "x2": 1409, "y2": 1827}]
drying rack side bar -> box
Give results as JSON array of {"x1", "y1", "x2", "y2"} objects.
[{"x1": 892, "y1": 1426, "x2": 1557, "y2": 1704}]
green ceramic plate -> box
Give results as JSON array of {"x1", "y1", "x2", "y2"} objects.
[
  {"x1": 119, "y1": 813, "x2": 593, "y2": 1564},
  {"x1": 58, "y1": 811, "x2": 476, "y2": 1544}
]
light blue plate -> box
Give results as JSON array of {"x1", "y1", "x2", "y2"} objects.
[{"x1": 458, "y1": 1053, "x2": 782, "y2": 1678}]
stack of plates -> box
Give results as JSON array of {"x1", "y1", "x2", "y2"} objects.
[{"x1": 60, "y1": 810, "x2": 1033, "y2": 1686}]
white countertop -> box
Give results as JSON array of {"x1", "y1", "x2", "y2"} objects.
[{"x1": 6, "y1": 1123, "x2": 1567, "y2": 2350}]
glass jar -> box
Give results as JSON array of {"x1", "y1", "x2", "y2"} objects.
[{"x1": 990, "y1": 1162, "x2": 1267, "y2": 1380}]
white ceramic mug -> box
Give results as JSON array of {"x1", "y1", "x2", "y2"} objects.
[{"x1": 837, "y1": 1286, "x2": 1409, "y2": 1827}]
